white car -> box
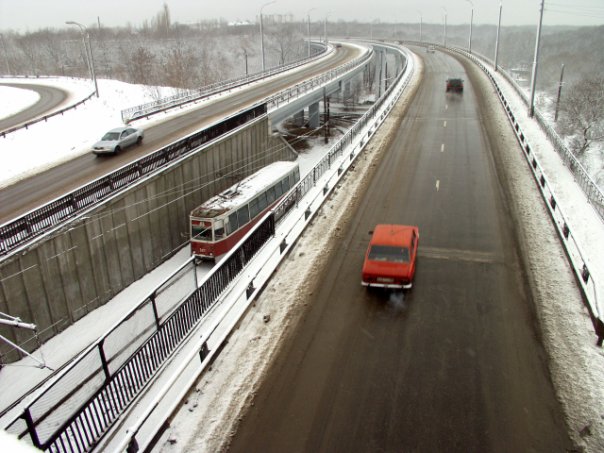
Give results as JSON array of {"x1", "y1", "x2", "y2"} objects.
[
  {"x1": 92, "y1": 126, "x2": 144, "y2": 155},
  {"x1": 426, "y1": 45, "x2": 436, "y2": 53}
]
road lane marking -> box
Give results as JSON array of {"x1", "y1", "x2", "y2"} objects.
[
  {"x1": 443, "y1": 120, "x2": 447, "y2": 128},
  {"x1": 441, "y1": 143, "x2": 445, "y2": 152},
  {"x1": 445, "y1": 104, "x2": 448, "y2": 110},
  {"x1": 436, "y1": 180, "x2": 440, "y2": 191},
  {"x1": 419, "y1": 246, "x2": 499, "y2": 264}
]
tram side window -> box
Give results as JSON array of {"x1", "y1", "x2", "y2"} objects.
[
  {"x1": 266, "y1": 186, "x2": 277, "y2": 204},
  {"x1": 227, "y1": 212, "x2": 239, "y2": 235},
  {"x1": 237, "y1": 205, "x2": 250, "y2": 226},
  {"x1": 250, "y1": 192, "x2": 268, "y2": 218},
  {"x1": 214, "y1": 219, "x2": 225, "y2": 239},
  {"x1": 249, "y1": 197, "x2": 261, "y2": 219},
  {"x1": 282, "y1": 177, "x2": 290, "y2": 193},
  {"x1": 274, "y1": 181, "x2": 284, "y2": 198}
]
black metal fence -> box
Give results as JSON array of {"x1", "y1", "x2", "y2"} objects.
[
  {"x1": 5, "y1": 213, "x2": 277, "y2": 452},
  {"x1": 0, "y1": 103, "x2": 267, "y2": 258},
  {"x1": 121, "y1": 44, "x2": 328, "y2": 123},
  {"x1": 3, "y1": 44, "x2": 409, "y2": 452}
]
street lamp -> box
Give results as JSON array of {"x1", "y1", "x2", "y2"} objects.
[
  {"x1": 494, "y1": 2, "x2": 502, "y2": 71},
  {"x1": 307, "y1": 8, "x2": 316, "y2": 58},
  {"x1": 259, "y1": 1, "x2": 276, "y2": 72},
  {"x1": 529, "y1": 0, "x2": 545, "y2": 117},
  {"x1": 66, "y1": 21, "x2": 98, "y2": 97},
  {"x1": 417, "y1": 11, "x2": 423, "y2": 42},
  {"x1": 0, "y1": 33, "x2": 11, "y2": 75},
  {"x1": 466, "y1": 0, "x2": 474, "y2": 53},
  {"x1": 442, "y1": 7, "x2": 447, "y2": 47},
  {"x1": 324, "y1": 12, "x2": 331, "y2": 44}
]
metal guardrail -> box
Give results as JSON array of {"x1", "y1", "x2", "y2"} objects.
[
  {"x1": 1, "y1": 91, "x2": 95, "y2": 138},
  {"x1": 435, "y1": 43, "x2": 604, "y2": 345},
  {"x1": 0, "y1": 104, "x2": 267, "y2": 259},
  {"x1": 265, "y1": 46, "x2": 374, "y2": 111},
  {"x1": 475, "y1": 50, "x2": 603, "y2": 221},
  {"x1": 405, "y1": 40, "x2": 604, "y2": 222},
  {"x1": 2, "y1": 42, "x2": 410, "y2": 453},
  {"x1": 0, "y1": 44, "x2": 373, "y2": 260},
  {"x1": 120, "y1": 43, "x2": 331, "y2": 123}
]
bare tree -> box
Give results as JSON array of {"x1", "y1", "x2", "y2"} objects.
[
  {"x1": 152, "y1": 3, "x2": 171, "y2": 38},
  {"x1": 559, "y1": 77, "x2": 604, "y2": 158},
  {"x1": 268, "y1": 24, "x2": 303, "y2": 66},
  {"x1": 162, "y1": 43, "x2": 199, "y2": 88},
  {"x1": 128, "y1": 46, "x2": 156, "y2": 85}
]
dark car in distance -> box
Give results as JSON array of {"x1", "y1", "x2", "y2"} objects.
[{"x1": 446, "y1": 78, "x2": 464, "y2": 93}]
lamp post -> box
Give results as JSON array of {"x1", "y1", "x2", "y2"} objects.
[
  {"x1": 442, "y1": 7, "x2": 447, "y2": 47},
  {"x1": 417, "y1": 11, "x2": 423, "y2": 42},
  {"x1": 466, "y1": 0, "x2": 474, "y2": 53},
  {"x1": 324, "y1": 12, "x2": 331, "y2": 44},
  {"x1": 529, "y1": 0, "x2": 545, "y2": 117},
  {"x1": 0, "y1": 33, "x2": 11, "y2": 75},
  {"x1": 307, "y1": 8, "x2": 316, "y2": 57},
  {"x1": 494, "y1": 2, "x2": 502, "y2": 71},
  {"x1": 259, "y1": 1, "x2": 276, "y2": 72},
  {"x1": 242, "y1": 48, "x2": 249, "y2": 76},
  {"x1": 66, "y1": 21, "x2": 98, "y2": 97}
]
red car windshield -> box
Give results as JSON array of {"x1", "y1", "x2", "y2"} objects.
[{"x1": 368, "y1": 245, "x2": 410, "y2": 263}]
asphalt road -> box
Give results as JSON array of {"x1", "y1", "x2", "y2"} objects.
[
  {"x1": 0, "y1": 82, "x2": 68, "y2": 133},
  {"x1": 227, "y1": 50, "x2": 573, "y2": 451},
  {"x1": 0, "y1": 45, "x2": 360, "y2": 224}
]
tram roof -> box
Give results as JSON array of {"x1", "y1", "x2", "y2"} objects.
[{"x1": 191, "y1": 161, "x2": 299, "y2": 218}]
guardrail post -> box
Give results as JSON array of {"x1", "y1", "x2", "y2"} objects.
[
  {"x1": 280, "y1": 239, "x2": 287, "y2": 254},
  {"x1": 23, "y1": 408, "x2": 42, "y2": 449},
  {"x1": 98, "y1": 340, "x2": 111, "y2": 381},
  {"x1": 596, "y1": 319, "x2": 604, "y2": 347},
  {"x1": 581, "y1": 265, "x2": 590, "y2": 284},
  {"x1": 199, "y1": 342, "x2": 209, "y2": 362},
  {"x1": 127, "y1": 436, "x2": 140, "y2": 453},
  {"x1": 246, "y1": 281, "x2": 255, "y2": 299}
]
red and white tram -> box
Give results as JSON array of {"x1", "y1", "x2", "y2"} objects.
[{"x1": 190, "y1": 161, "x2": 300, "y2": 259}]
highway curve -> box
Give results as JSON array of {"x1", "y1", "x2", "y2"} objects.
[
  {"x1": 0, "y1": 44, "x2": 361, "y2": 224},
  {"x1": 0, "y1": 82, "x2": 69, "y2": 132},
  {"x1": 226, "y1": 48, "x2": 574, "y2": 451}
]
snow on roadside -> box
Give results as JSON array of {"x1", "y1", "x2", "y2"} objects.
[
  {"x1": 464, "y1": 55, "x2": 604, "y2": 451},
  {"x1": 486, "y1": 68, "x2": 604, "y2": 303},
  {"x1": 0, "y1": 86, "x2": 39, "y2": 118},
  {"x1": 155, "y1": 52, "x2": 424, "y2": 453},
  {"x1": 0, "y1": 78, "x2": 179, "y2": 189}
]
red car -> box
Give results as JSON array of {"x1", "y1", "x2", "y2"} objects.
[{"x1": 361, "y1": 224, "x2": 419, "y2": 289}]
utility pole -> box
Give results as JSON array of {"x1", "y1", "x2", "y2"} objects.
[
  {"x1": 259, "y1": 1, "x2": 276, "y2": 72},
  {"x1": 442, "y1": 7, "x2": 447, "y2": 47},
  {"x1": 554, "y1": 64, "x2": 565, "y2": 121},
  {"x1": 66, "y1": 21, "x2": 99, "y2": 97},
  {"x1": 0, "y1": 33, "x2": 11, "y2": 75},
  {"x1": 529, "y1": 0, "x2": 545, "y2": 117},
  {"x1": 494, "y1": 3, "x2": 502, "y2": 71},
  {"x1": 243, "y1": 48, "x2": 248, "y2": 76},
  {"x1": 466, "y1": 0, "x2": 474, "y2": 53},
  {"x1": 307, "y1": 8, "x2": 316, "y2": 58}
]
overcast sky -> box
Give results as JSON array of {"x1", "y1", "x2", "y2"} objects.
[{"x1": 1, "y1": 0, "x2": 603, "y2": 32}]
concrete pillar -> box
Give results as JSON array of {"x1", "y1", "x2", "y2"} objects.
[
  {"x1": 308, "y1": 102, "x2": 320, "y2": 129},
  {"x1": 343, "y1": 81, "x2": 351, "y2": 103},
  {"x1": 293, "y1": 110, "x2": 305, "y2": 127}
]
